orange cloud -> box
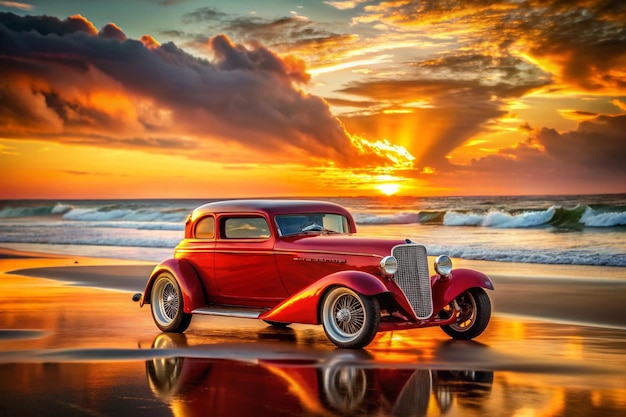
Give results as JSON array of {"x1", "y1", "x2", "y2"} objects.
[{"x1": 0, "y1": 12, "x2": 405, "y2": 170}]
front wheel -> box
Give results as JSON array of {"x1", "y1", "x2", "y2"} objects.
[
  {"x1": 151, "y1": 273, "x2": 192, "y2": 333},
  {"x1": 321, "y1": 287, "x2": 380, "y2": 349},
  {"x1": 439, "y1": 288, "x2": 491, "y2": 340}
]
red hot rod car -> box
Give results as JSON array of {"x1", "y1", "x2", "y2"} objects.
[{"x1": 133, "y1": 200, "x2": 494, "y2": 349}]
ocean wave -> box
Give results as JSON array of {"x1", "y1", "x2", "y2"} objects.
[
  {"x1": 80, "y1": 221, "x2": 184, "y2": 231},
  {"x1": 51, "y1": 202, "x2": 73, "y2": 215},
  {"x1": 426, "y1": 244, "x2": 626, "y2": 267},
  {"x1": 581, "y1": 207, "x2": 626, "y2": 227},
  {"x1": 0, "y1": 231, "x2": 180, "y2": 248},
  {"x1": 0, "y1": 201, "x2": 193, "y2": 222},
  {"x1": 354, "y1": 212, "x2": 420, "y2": 225},
  {"x1": 62, "y1": 207, "x2": 188, "y2": 223},
  {"x1": 0, "y1": 204, "x2": 58, "y2": 218},
  {"x1": 2, "y1": 198, "x2": 625, "y2": 230},
  {"x1": 444, "y1": 207, "x2": 556, "y2": 228},
  {"x1": 354, "y1": 205, "x2": 626, "y2": 229}
]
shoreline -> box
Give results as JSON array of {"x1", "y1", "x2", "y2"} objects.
[
  {"x1": 2, "y1": 246, "x2": 625, "y2": 330},
  {"x1": 1, "y1": 246, "x2": 625, "y2": 416},
  {"x1": 3, "y1": 242, "x2": 625, "y2": 280}
]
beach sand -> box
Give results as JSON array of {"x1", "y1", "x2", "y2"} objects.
[{"x1": 0, "y1": 247, "x2": 624, "y2": 417}]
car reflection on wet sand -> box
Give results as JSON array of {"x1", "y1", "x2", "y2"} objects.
[{"x1": 146, "y1": 333, "x2": 493, "y2": 417}]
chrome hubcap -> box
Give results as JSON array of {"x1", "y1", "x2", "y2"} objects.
[
  {"x1": 333, "y1": 294, "x2": 364, "y2": 335},
  {"x1": 336, "y1": 308, "x2": 351, "y2": 323},
  {"x1": 162, "y1": 283, "x2": 178, "y2": 320}
]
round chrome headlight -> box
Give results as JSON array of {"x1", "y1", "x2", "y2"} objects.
[
  {"x1": 379, "y1": 256, "x2": 398, "y2": 276},
  {"x1": 434, "y1": 255, "x2": 453, "y2": 277}
]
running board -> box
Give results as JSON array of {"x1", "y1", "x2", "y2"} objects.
[{"x1": 191, "y1": 305, "x2": 269, "y2": 319}]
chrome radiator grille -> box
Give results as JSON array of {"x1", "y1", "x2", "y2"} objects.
[{"x1": 392, "y1": 244, "x2": 433, "y2": 319}]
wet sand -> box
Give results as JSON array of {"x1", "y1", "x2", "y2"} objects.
[{"x1": 0, "y1": 248, "x2": 625, "y2": 416}]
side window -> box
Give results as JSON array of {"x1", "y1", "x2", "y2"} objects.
[
  {"x1": 223, "y1": 217, "x2": 270, "y2": 239},
  {"x1": 194, "y1": 216, "x2": 215, "y2": 239}
]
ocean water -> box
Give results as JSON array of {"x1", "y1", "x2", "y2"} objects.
[{"x1": 0, "y1": 195, "x2": 624, "y2": 268}]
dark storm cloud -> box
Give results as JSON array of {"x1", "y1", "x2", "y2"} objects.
[
  {"x1": 0, "y1": 12, "x2": 366, "y2": 165},
  {"x1": 0, "y1": 12, "x2": 96, "y2": 35},
  {"x1": 98, "y1": 23, "x2": 127, "y2": 41}
]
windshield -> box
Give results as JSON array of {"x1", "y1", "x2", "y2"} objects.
[{"x1": 275, "y1": 213, "x2": 350, "y2": 236}]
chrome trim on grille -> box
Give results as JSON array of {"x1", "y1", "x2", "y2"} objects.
[{"x1": 391, "y1": 244, "x2": 433, "y2": 319}]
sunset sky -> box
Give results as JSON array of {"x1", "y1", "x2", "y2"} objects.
[{"x1": 1, "y1": 0, "x2": 625, "y2": 199}]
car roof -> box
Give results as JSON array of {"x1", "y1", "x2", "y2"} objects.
[{"x1": 191, "y1": 199, "x2": 352, "y2": 218}]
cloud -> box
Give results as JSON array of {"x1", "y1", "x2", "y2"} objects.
[
  {"x1": 536, "y1": 114, "x2": 626, "y2": 173},
  {"x1": 0, "y1": 12, "x2": 393, "y2": 167},
  {"x1": 0, "y1": 1, "x2": 33, "y2": 11},
  {"x1": 171, "y1": 8, "x2": 364, "y2": 68},
  {"x1": 336, "y1": 51, "x2": 548, "y2": 169},
  {"x1": 98, "y1": 23, "x2": 127, "y2": 41},
  {"x1": 0, "y1": 12, "x2": 97, "y2": 35},
  {"x1": 324, "y1": 1, "x2": 369, "y2": 11},
  {"x1": 352, "y1": 0, "x2": 626, "y2": 94},
  {"x1": 446, "y1": 113, "x2": 626, "y2": 193}
]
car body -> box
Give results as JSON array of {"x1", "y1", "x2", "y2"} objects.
[{"x1": 134, "y1": 199, "x2": 494, "y2": 348}]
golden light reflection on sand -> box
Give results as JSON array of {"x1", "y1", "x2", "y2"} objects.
[{"x1": 1, "y1": 250, "x2": 625, "y2": 417}]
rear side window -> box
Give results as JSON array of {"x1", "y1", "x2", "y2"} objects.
[
  {"x1": 194, "y1": 216, "x2": 215, "y2": 239},
  {"x1": 275, "y1": 213, "x2": 350, "y2": 236},
  {"x1": 223, "y1": 217, "x2": 270, "y2": 239}
]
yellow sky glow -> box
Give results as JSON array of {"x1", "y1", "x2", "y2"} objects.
[{"x1": 0, "y1": 2, "x2": 624, "y2": 198}]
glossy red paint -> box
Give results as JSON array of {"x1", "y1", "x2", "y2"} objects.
[
  {"x1": 259, "y1": 270, "x2": 391, "y2": 324},
  {"x1": 431, "y1": 269, "x2": 495, "y2": 315},
  {"x1": 141, "y1": 258, "x2": 205, "y2": 313}
]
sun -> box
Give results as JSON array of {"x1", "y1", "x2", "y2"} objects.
[{"x1": 376, "y1": 183, "x2": 400, "y2": 196}]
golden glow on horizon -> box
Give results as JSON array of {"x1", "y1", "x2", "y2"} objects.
[{"x1": 376, "y1": 183, "x2": 400, "y2": 196}]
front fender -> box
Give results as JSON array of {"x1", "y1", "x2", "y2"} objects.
[
  {"x1": 431, "y1": 268, "x2": 494, "y2": 314},
  {"x1": 139, "y1": 258, "x2": 205, "y2": 313},
  {"x1": 259, "y1": 270, "x2": 389, "y2": 325}
]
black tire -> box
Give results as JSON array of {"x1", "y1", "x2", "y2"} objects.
[
  {"x1": 321, "y1": 287, "x2": 380, "y2": 349},
  {"x1": 440, "y1": 288, "x2": 491, "y2": 340},
  {"x1": 150, "y1": 272, "x2": 192, "y2": 333}
]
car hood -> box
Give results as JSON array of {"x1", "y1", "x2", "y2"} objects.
[{"x1": 274, "y1": 233, "x2": 410, "y2": 257}]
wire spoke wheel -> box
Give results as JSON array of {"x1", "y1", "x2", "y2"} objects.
[
  {"x1": 321, "y1": 287, "x2": 380, "y2": 349},
  {"x1": 334, "y1": 294, "x2": 365, "y2": 334},
  {"x1": 150, "y1": 273, "x2": 192, "y2": 333},
  {"x1": 439, "y1": 288, "x2": 491, "y2": 340}
]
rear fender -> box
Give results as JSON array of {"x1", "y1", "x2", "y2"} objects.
[
  {"x1": 259, "y1": 270, "x2": 389, "y2": 325},
  {"x1": 139, "y1": 258, "x2": 205, "y2": 313},
  {"x1": 431, "y1": 268, "x2": 494, "y2": 314}
]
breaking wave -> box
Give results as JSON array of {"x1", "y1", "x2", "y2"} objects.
[
  {"x1": 0, "y1": 196, "x2": 623, "y2": 266},
  {"x1": 1, "y1": 200, "x2": 625, "y2": 232},
  {"x1": 354, "y1": 205, "x2": 626, "y2": 229}
]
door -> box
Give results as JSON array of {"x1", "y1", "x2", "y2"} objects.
[{"x1": 213, "y1": 215, "x2": 288, "y2": 306}]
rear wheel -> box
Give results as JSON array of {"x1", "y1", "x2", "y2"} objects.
[
  {"x1": 321, "y1": 287, "x2": 380, "y2": 349},
  {"x1": 439, "y1": 288, "x2": 491, "y2": 340},
  {"x1": 151, "y1": 273, "x2": 192, "y2": 332}
]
